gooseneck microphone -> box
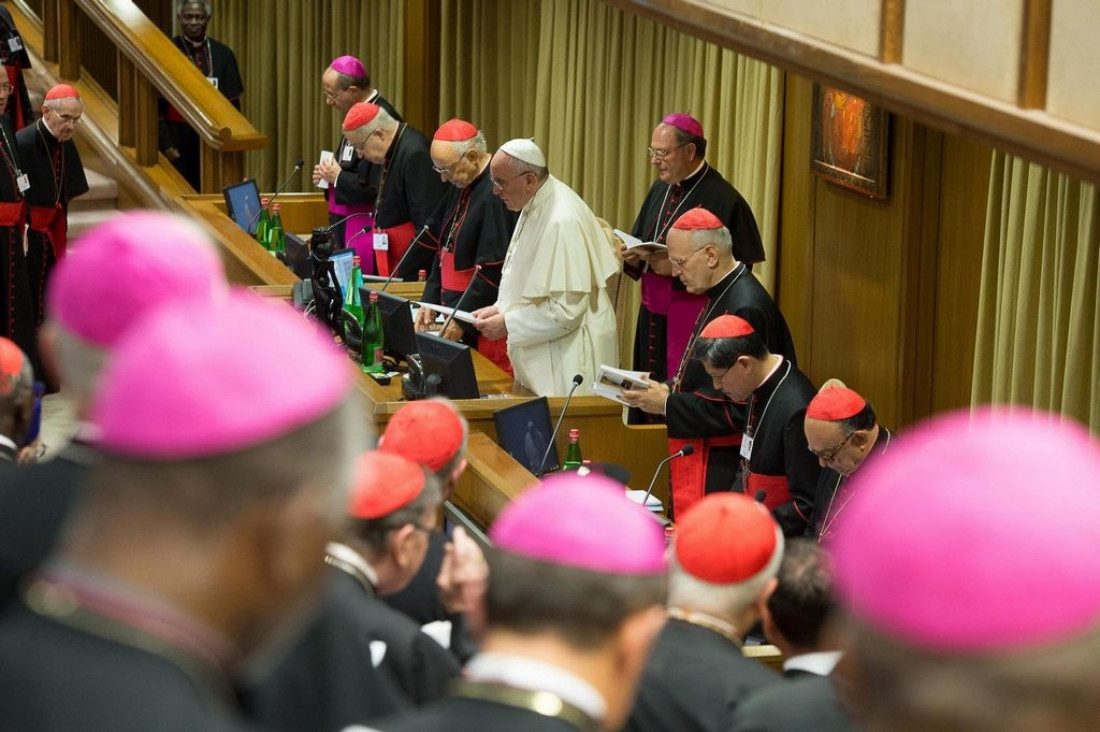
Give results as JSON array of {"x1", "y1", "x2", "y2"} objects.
[
  {"x1": 436, "y1": 265, "x2": 482, "y2": 338},
  {"x1": 641, "y1": 444, "x2": 695, "y2": 510},
  {"x1": 321, "y1": 211, "x2": 372, "y2": 236},
  {"x1": 379, "y1": 223, "x2": 434, "y2": 291},
  {"x1": 248, "y1": 158, "x2": 304, "y2": 229},
  {"x1": 536, "y1": 374, "x2": 585, "y2": 477}
]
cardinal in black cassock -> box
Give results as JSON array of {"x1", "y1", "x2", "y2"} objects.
[
  {"x1": 0, "y1": 3, "x2": 33, "y2": 130},
  {"x1": 0, "y1": 80, "x2": 32, "y2": 365}
]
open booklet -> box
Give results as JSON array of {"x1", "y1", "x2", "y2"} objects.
[
  {"x1": 414, "y1": 302, "x2": 478, "y2": 325},
  {"x1": 613, "y1": 229, "x2": 667, "y2": 257},
  {"x1": 593, "y1": 364, "x2": 652, "y2": 406}
]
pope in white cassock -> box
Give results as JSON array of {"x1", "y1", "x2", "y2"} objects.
[{"x1": 472, "y1": 139, "x2": 620, "y2": 397}]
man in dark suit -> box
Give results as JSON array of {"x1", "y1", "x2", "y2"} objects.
[
  {"x1": 625, "y1": 493, "x2": 784, "y2": 732},
  {"x1": 730, "y1": 539, "x2": 857, "y2": 731},
  {"x1": 0, "y1": 212, "x2": 227, "y2": 610}
]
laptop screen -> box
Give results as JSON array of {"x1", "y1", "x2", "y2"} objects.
[
  {"x1": 493, "y1": 397, "x2": 559, "y2": 476},
  {"x1": 222, "y1": 179, "x2": 262, "y2": 236}
]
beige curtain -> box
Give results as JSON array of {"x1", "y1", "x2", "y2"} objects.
[
  {"x1": 207, "y1": 1, "x2": 405, "y2": 192},
  {"x1": 971, "y1": 152, "x2": 1100, "y2": 430},
  {"x1": 439, "y1": 0, "x2": 785, "y2": 360}
]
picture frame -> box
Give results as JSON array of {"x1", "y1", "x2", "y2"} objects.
[{"x1": 811, "y1": 83, "x2": 890, "y2": 199}]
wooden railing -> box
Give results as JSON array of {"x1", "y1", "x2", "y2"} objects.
[{"x1": 33, "y1": 0, "x2": 266, "y2": 192}]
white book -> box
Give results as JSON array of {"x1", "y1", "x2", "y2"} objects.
[
  {"x1": 316, "y1": 150, "x2": 335, "y2": 189},
  {"x1": 593, "y1": 364, "x2": 652, "y2": 406},
  {"x1": 415, "y1": 302, "x2": 478, "y2": 325},
  {"x1": 613, "y1": 228, "x2": 667, "y2": 257}
]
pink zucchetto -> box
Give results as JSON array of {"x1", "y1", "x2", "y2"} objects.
[
  {"x1": 662, "y1": 113, "x2": 703, "y2": 139},
  {"x1": 832, "y1": 407, "x2": 1100, "y2": 653},
  {"x1": 47, "y1": 212, "x2": 226, "y2": 347},
  {"x1": 329, "y1": 55, "x2": 367, "y2": 78},
  {"x1": 92, "y1": 289, "x2": 352, "y2": 459},
  {"x1": 490, "y1": 473, "x2": 666, "y2": 575}
]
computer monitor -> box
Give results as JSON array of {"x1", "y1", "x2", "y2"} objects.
[
  {"x1": 414, "y1": 332, "x2": 480, "y2": 400},
  {"x1": 283, "y1": 232, "x2": 313, "y2": 279},
  {"x1": 329, "y1": 248, "x2": 355, "y2": 298},
  {"x1": 222, "y1": 179, "x2": 262, "y2": 236},
  {"x1": 365, "y1": 288, "x2": 418, "y2": 362},
  {"x1": 493, "y1": 397, "x2": 559, "y2": 475}
]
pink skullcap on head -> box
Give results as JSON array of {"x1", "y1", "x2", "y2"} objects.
[
  {"x1": 832, "y1": 407, "x2": 1100, "y2": 652},
  {"x1": 45, "y1": 84, "x2": 80, "y2": 101},
  {"x1": 701, "y1": 314, "x2": 754, "y2": 339},
  {"x1": 675, "y1": 493, "x2": 780, "y2": 584},
  {"x1": 434, "y1": 118, "x2": 479, "y2": 142},
  {"x1": 343, "y1": 102, "x2": 380, "y2": 131},
  {"x1": 48, "y1": 212, "x2": 225, "y2": 347},
  {"x1": 349, "y1": 451, "x2": 426, "y2": 519},
  {"x1": 662, "y1": 113, "x2": 703, "y2": 138},
  {"x1": 807, "y1": 386, "x2": 867, "y2": 421},
  {"x1": 491, "y1": 473, "x2": 666, "y2": 575},
  {"x1": 92, "y1": 289, "x2": 352, "y2": 459},
  {"x1": 0, "y1": 337, "x2": 24, "y2": 396},
  {"x1": 329, "y1": 55, "x2": 367, "y2": 78},
  {"x1": 379, "y1": 399, "x2": 465, "y2": 473},
  {"x1": 673, "y1": 207, "x2": 723, "y2": 231}
]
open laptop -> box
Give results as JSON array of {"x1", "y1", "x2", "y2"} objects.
[
  {"x1": 222, "y1": 179, "x2": 262, "y2": 236},
  {"x1": 493, "y1": 397, "x2": 559, "y2": 476}
]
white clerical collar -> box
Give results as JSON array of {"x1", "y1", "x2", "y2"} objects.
[
  {"x1": 465, "y1": 652, "x2": 608, "y2": 722},
  {"x1": 678, "y1": 159, "x2": 706, "y2": 184},
  {"x1": 760, "y1": 354, "x2": 785, "y2": 385},
  {"x1": 325, "y1": 542, "x2": 379, "y2": 589},
  {"x1": 0, "y1": 433, "x2": 17, "y2": 453},
  {"x1": 366, "y1": 89, "x2": 379, "y2": 104},
  {"x1": 783, "y1": 650, "x2": 842, "y2": 676}
]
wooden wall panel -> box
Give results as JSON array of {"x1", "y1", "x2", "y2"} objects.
[
  {"x1": 708, "y1": 0, "x2": 881, "y2": 57},
  {"x1": 1047, "y1": 0, "x2": 1100, "y2": 130}
]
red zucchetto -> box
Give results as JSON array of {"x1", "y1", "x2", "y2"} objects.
[
  {"x1": 672, "y1": 207, "x2": 723, "y2": 231},
  {"x1": 433, "y1": 118, "x2": 478, "y2": 142},
  {"x1": 806, "y1": 386, "x2": 868, "y2": 421},
  {"x1": 343, "y1": 102, "x2": 381, "y2": 131},
  {"x1": 675, "y1": 493, "x2": 781, "y2": 584},
  {"x1": 700, "y1": 314, "x2": 754, "y2": 339},
  {"x1": 45, "y1": 84, "x2": 80, "y2": 101},
  {"x1": 348, "y1": 451, "x2": 426, "y2": 520}
]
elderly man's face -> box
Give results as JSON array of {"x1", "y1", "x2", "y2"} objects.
[
  {"x1": 321, "y1": 68, "x2": 356, "y2": 115},
  {"x1": 43, "y1": 99, "x2": 83, "y2": 143},
  {"x1": 178, "y1": 2, "x2": 210, "y2": 42},
  {"x1": 666, "y1": 227, "x2": 714, "y2": 294},
  {"x1": 650, "y1": 124, "x2": 696, "y2": 185},
  {"x1": 349, "y1": 127, "x2": 387, "y2": 164},
  {"x1": 430, "y1": 141, "x2": 479, "y2": 189},
  {"x1": 490, "y1": 154, "x2": 536, "y2": 212},
  {"x1": 805, "y1": 417, "x2": 868, "y2": 476}
]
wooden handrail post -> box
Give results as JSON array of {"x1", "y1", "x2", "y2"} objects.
[
  {"x1": 58, "y1": 0, "x2": 81, "y2": 81},
  {"x1": 42, "y1": 0, "x2": 59, "y2": 63},
  {"x1": 201, "y1": 145, "x2": 244, "y2": 194},
  {"x1": 117, "y1": 51, "x2": 135, "y2": 147}
]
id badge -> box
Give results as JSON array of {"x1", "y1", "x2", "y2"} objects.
[
  {"x1": 206, "y1": 76, "x2": 219, "y2": 89},
  {"x1": 373, "y1": 232, "x2": 389, "y2": 251},
  {"x1": 739, "y1": 434, "x2": 754, "y2": 460},
  {"x1": 15, "y1": 173, "x2": 29, "y2": 194},
  {"x1": 8, "y1": 37, "x2": 23, "y2": 53},
  {"x1": 341, "y1": 145, "x2": 355, "y2": 162}
]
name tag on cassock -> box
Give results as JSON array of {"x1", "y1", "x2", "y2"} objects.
[
  {"x1": 373, "y1": 232, "x2": 389, "y2": 251},
  {"x1": 739, "y1": 434, "x2": 754, "y2": 460},
  {"x1": 16, "y1": 173, "x2": 29, "y2": 193},
  {"x1": 8, "y1": 37, "x2": 23, "y2": 53},
  {"x1": 341, "y1": 145, "x2": 355, "y2": 163},
  {"x1": 206, "y1": 76, "x2": 219, "y2": 89}
]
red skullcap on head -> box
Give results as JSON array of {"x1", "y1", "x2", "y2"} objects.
[
  {"x1": 701, "y1": 314, "x2": 754, "y2": 339},
  {"x1": 434, "y1": 118, "x2": 479, "y2": 142},
  {"x1": 675, "y1": 493, "x2": 781, "y2": 584},
  {"x1": 329, "y1": 55, "x2": 367, "y2": 78},
  {"x1": 348, "y1": 451, "x2": 427, "y2": 520},
  {"x1": 379, "y1": 400, "x2": 465, "y2": 473},
  {"x1": 0, "y1": 338, "x2": 24, "y2": 396},
  {"x1": 45, "y1": 84, "x2": 80, "y2": 101},
  {"x1": 662, "y1": 113, "x2": 704, "y2": 138},
  {"x1": 672, "y1": 207, "x2": 723, "y2": 231},
  {"x1": 807, "y1": 386, "x2": 868, "y2": 421},
  {"x1": 343, "y1": 102, "x2": 381, "y2": 131}
]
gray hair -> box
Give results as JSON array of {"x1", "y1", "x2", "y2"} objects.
[
  {"x1": 355, "y1": 106, "x2": 396, "y2": 137},
  {"x1": 505, "y1": 154, "x2": 548, "y2": 183},
  {"x1": 43, "y1": 97, "x2": 83, "y2": 113},
  {"x1": 444, "y1": 131, "x2": 488, "y2": 159},
  {"x1": 668, "y1": 529, "x2": 784, "y2": 618},
  {"x1": 688, "y1": 226, "x2": 732, "y2": 257}
]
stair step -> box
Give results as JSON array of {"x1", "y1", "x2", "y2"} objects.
[
  {"x1": 70, "y1": 168, "x2": 118, "y2": 208},
  {"x1": 67, "y1": 208, "x2": 120, "y2": 240}
]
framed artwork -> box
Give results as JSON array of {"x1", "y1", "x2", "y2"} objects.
[{"x1": 811, "y1": 83, "x2": 890, "y2": 199}]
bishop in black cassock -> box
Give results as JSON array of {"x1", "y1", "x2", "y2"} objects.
[
  {"x1": 0, "y1": 89, "x2": 33, "y2": 363},
  {"x1": 626, "y1": 114, "x2": 765, "y2": 398}
]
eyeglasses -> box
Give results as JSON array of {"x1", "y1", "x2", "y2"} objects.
[
  {"x1": 322, "y1": 87, "x2": 345, "y2": 102},
  {"x1": 810, "y1": 432, "x2": 854, "y2": 462},
  {"x1": 491, "y1": 171, "x2": 529, "y2": 191},
  {"x1": 432, "y1": 155, "x2": 465, "y2": 177},
  {"x1": 647, "y1": 142, "x2": 688, "y2": 160},
  {"x1": 708, "y1": 362, "x2": 734, "y2": 386},
  {"x1": 49, "y1": 109, "x2": 82, "y2": 125},
  {"x1": 669, "y1": 245, "x2": 706, "y2": 269}
]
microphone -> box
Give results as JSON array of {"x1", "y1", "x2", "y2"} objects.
[
  {"x1": 640, "y1": 444, "x2": 695, "y2": 510},
  {"x1": 321, "y1": 211, "x2": 372, "y2": 235},
  {"x1": 537, "y1": 374, "x2": 584, "y2": 477},
  {"x1": 754, "y1": 489, "x2": 767, "y2": 503},
  {"x1": 436, "y1": 265, "x2": 482, "y2": 338},
  {"x1": 379, "y1": 223, "x2": 434, "y2": 291},
  {"x1": 248, "y1": 158, "x2": 304, "y2": 229}
]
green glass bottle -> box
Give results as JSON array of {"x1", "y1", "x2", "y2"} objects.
[
  {"x1": 563, "y1": 428, "x2": 583, "y2": 470},
  {"x1": 343, "y1": 255, "x2": 365, "y2": 326},
  {"x1": 267, "y1": 202, "x2": 285, "y2": 256},
  {"x1": 255, "y1": 197, "x2": 271, "y2": 248},
  {"x1": 361, "y1": 290, "x2": 386, "y2": 373}
]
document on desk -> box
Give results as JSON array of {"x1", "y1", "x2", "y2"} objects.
[
  {"x1": 415, "y1": 302, "x2": 477, "y2": 325},
  {"x1": 316, "y1": 150, "x2": 335, "y2": 189},
  {"x1": 594, "y1": 364, "x2": 651, "y2": 406}
]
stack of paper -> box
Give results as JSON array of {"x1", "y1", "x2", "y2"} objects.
[
  {"x1": 593, "y1": 364, "x2": 651, "y2": 406},
  {"x1": 613, "y1": 229, "x2": 667, "y2": 257}
]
